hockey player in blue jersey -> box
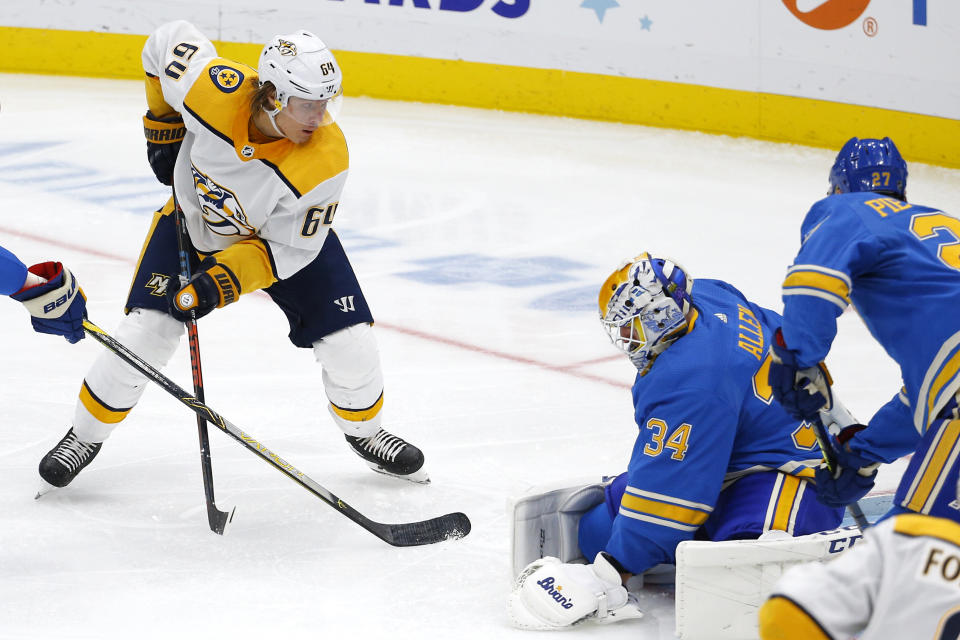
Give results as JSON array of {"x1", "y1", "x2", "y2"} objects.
[
  {"x1": 769, "y1": 136, "x2": 960, "y2": 524},
  {"x1": 508, "y1": 254, "x2": 843, "y2": 629},
  {"x1": 1, "y1": 244, "x2": 86, "y2": 343}
]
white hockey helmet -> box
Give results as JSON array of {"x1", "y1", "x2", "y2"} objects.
[
  {"x1": 258, "y1": 31, "x2": 343, "y2": 124},
  {"x1": 599, "y1": 253, "x2": 694, "y2": 376}
]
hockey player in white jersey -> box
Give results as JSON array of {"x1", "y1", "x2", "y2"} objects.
[
  {"x1": 1, "y1": 244, "x2": 86, "y2": 343},
  {"x1": 758, "y1": 478, "x2": 960, "y2": 639},
  {"x1": 36, "y1": 21, "x2": 426, "y2": 491}
]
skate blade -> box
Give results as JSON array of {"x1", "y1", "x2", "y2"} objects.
[
  {"x1": 366, "y1": 462, "x2": 431, "y2": 485},
  {"x1": 35, "y1": 480, "x2": 59, "y2": 499}
]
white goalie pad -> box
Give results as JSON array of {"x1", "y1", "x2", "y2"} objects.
[
  {"x1": 674, "y1": 525, "x2": 866, "y2": 640},
  {"x1": 508, "y1": 479, "x2": 608, "y2": 577}
]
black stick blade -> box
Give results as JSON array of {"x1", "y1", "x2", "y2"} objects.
[{"x1": 382, "y1": 512, "x2": 471, "y2": 547}]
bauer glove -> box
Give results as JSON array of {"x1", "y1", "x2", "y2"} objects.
[
  {"x1": 814, "y1": 425, "x2": 880, "y2": 508},
  {"x1": 167, "y1": 258, "x2": 240, "y2": 322},
  {"x1": 10, "y1": 262, "x2": 86, "y2": 343},
  {"x1": 143, "y1": 110, "x2": 186, "y2": 186},
  {"x1": 769, "y1": 328, "x2": 833, "y2": 421}
]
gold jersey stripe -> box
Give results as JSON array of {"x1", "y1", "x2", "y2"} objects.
[
  {"x1": 212, "y1": 238, "x2": 278, "y2": 293},
  {"x1": 893, "y1": 513, "x2": 960, "y2": 545},
  {"x1": 78, "y1": 381, "x2": 132, "y2": 425},
  {"x1": 144, "y1": 74, "x2": 177, "y2": 118},
  {"x1": 620, "y1": 493, "x2": 710, "y2": 527},
  {"x1": 330, "y1": 393, "x2": 384, "y2": 423},
  {"x1": 926, "y1": 348, "x2": 960, "y2": 429},
  {"x1": 782, "y1": 270, "x2": 850, "y2": 304},
  {"x1": 770, "y1": 474, "x2": 804, "y2": 532},
  {"x1": 905, "y1": 420, "x2": 960, "y2": 512},
  {"x1": 757, "y1": 596, "x2": 831, "y2": 640}
]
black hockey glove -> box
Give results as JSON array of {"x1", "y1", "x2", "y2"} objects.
[
  {"x1": 167, "y1": 258, "x2": 240, "y2": 322},
  {"x1": 143, "y1": 110, "x2": 186, "y2": 186}
]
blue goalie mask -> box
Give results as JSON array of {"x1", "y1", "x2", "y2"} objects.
[
  {"x1": 598, "y1": 253, "x2": 693, "y2": 376},
  {"x1": 828, "y1": 137, "x2": 907, "y2": 201}
]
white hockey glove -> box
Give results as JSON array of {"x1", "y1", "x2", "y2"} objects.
[{"x1": 506, "y1": 553, "x2": 644, "y2": 630}]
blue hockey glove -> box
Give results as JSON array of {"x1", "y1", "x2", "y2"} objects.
[
  {"x1": 769, "y1": 328, "x2": 833, "y2": 421},
  {"x1": 10, "y1": 262, "x2": 86, "y2": 343},
  {"x1": 143, "y1": 110, "x2": 185, "y2": 186},
  {"x1": 167, "y1": 258, "x2": 239, "y2": 322},
  {"x1": 814, "y1": 426, "x2": 879, "y2": 508}
]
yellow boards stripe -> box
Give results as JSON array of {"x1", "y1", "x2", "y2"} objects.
[{"x1": 1, "y1": 26, "x2": 958, "y2": 169}]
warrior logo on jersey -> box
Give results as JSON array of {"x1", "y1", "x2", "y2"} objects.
[
  {"x1": 277, "y1": 39, "x2": 297, "y2": 56},
  {"x1": 145, "y1": 273, "x2": 171, "y2": 297},
  {"x1": 209, "y1": 65, "x2": 244, "y2": 93},
  {"x1": 191, "y1": 165, "x2": 255, "y2": 237},
  {"x1": 334, "y1": 296, "x2": 355, "y2": 313}
]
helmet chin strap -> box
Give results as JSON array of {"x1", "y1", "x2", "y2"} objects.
[{"x1": 263, "y1": 105, "x2": 287, "y2": 138}]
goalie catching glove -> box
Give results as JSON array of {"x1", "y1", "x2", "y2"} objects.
[
  {"x1": 167, "y1": 258, "x2": 240, "y2": 322},
  {"x1": 10, "y1": 262, "x2": 86, "y2": 343},
  {"x1": 507, "y1": 552, "x2": 644, "y2": 630},
  {"x1": 143, "y1": 110, "x2": 186, "y2": 186},
  {"x1": 769, "y1": 328, "x2": 834, "y2": 421}
]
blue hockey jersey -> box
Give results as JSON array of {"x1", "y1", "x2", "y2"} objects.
[
  {"x1": 779, "y1": 193, "x2": 960, "y2": 442},
  {"x1": 0, "y1": 244, "x2": 27, "y2": 296},
  {"x1": 604, "y1": 279, "x2": 823, "y2": 573}
]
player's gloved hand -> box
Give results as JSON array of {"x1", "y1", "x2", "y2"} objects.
[
  {"x1": 507, "y1": 552, "x2": 644, "y2": 630},
  {"x1": 769, "y1": 328, "x2": 834, "y2": 421},
  {"x1": 143, "y1": 110, "x2": 186, "y2": 186},
  {"x1": 10, "y1": 262, "x2": 86, "y2": 343},
  {"x1": 814, "y1": 425, "x2": 880, "y2": 508},
  {"x1": 167, "y1": 258, "x2": 239, "y2": 322}
]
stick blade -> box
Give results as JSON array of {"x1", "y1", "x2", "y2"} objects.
[
  {"x1": 208, "y1": 505, "x2": 236, "y2": 535},
  {"x1": 382, "y1": 512, "x2": 472, "y2": 547}
]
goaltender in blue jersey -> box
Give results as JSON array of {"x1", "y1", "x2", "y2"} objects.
[
  {"x1": 770, "y1": 137, "x2": 960, "y2": 523},
  {"x1": 507, "y1": 254, "x2": 843, "y2": 630}
]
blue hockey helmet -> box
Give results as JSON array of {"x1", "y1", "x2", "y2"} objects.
[
  {"x1": 599, "y1": 253, "x2": 694, "y2": 376},
  {"x1": 828, "y1": 137, "x2": 907, "y2": 200}
]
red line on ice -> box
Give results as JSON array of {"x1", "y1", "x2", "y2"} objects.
[{"x1": 1, "y1": 224, "x2": 631, "y2": 390}]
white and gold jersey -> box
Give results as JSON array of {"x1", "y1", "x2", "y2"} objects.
[
  {"x1": 759, "y1": 514, "x2": 960, "y2": 640},
  {"x1": 141, "y1": 20, "x2": 348, "y2": 292}
]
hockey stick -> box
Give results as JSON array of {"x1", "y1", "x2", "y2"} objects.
[
  {"x1": 81, "y1": 318, "x2": 471, "y2": 546},
  {"x1": 813, "y1": 410, "x2": 869, "y2": 531},
  {"x1": 172, "y1": 192, "x2": 232, "y2": 535}
]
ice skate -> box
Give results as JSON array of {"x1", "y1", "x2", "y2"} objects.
[
  {"x1": 345, "y1": 428, "x2": 429, "y2": 484},
  {"x1": 35, "y1": 427, "x2": 102, "y2": 498}
]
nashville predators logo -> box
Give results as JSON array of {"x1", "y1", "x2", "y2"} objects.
[
  {"x1": 191, "y1": 165, "x2": 255, "y2": 237},
  {"x1": 277, "y1": 39, "x2": 297, "y2": 56},
  {"x1": 209, "y1": 65, "x2": 244, "y2": 93},
  {"x1": 145, "y1": 272, "x2": 171, "y2": 297}
]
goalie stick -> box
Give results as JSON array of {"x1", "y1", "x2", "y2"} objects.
[
  {"x1": 82, "y1": 318, "x2": 471, "y2": 547},
  {"x1": 815, "y1": 409, "x2": 869, "y2": 531},
  {"x1": 172, "y1": 191, "x2": 232, "y2": 535}
]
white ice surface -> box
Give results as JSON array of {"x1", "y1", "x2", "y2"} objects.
[{"x1": 1, "y1": 73, "x2": 959, "y2": 639}]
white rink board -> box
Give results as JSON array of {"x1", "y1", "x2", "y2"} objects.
[{"x1": 2, "y1": 0, "x2": 958, "y2": 118}]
